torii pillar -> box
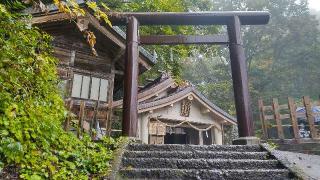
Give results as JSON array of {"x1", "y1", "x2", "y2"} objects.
[{"x1": 227, "y1": 16, "x2": 259, "y2": 145}]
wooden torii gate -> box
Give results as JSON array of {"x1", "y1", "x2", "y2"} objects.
[{"x1": 107, "y1": 11, "x2": 270, "y2": 144}]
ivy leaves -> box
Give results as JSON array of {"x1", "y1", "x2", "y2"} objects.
[{"x1": 0, "y1": 4, "x2": 119, "y2": 179}]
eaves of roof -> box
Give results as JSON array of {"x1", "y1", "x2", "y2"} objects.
[
  {"x1": 138, "y1": 86, "x2": 237, "y2": 124},
  {"x1": 24, "y1": 0, "x2": 155, "y2": 65},
  {"x1": 113, "y1": 77, "x2": 174, "y2": 108}
]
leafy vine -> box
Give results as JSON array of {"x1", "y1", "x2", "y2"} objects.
[{"x1": 0, "y1": 4, "x2": 121, "y2": 179}]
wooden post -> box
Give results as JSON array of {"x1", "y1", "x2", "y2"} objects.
[
  {"x1": 303, "y1": 96, "x2": 317, "y2": 139},
  {"x1": 92, "y1": 101, "x2": 99, "y2": 139},
  {"x1": 288, "y1": 97, "x2": 300, "y2": 139},
  {"x1": 272, "y1": 98, "x2": 284, "y2": 139},
  {"x1": 221, "y1": 123, "x2": 225, "y2": 145},
  {"x1": 64, "y1": 99, "x2": 73, "y2": 131},
  {"x1": 67, "y1": 70, "x2": 74, "y2": 97},
  {"x1": 227, "y1": 16, "x2": 254, "y2": 137},
  {"x1": 258, "y1": 99, "x2": 268, "y2": 139},
  {"x1": 106, "y1": 72, "x2": 115, "y2": 136},
  {"x1": 78, "y1": 100, "x2": 85, "y2": 138},
  {"x1": 210, "y1": 127, "x2": 215, "y2": 144},
  {"x1": 122, "y1": 17, "x2": 139, "y2": 137},
  {"x1": 198, "y1": 130, "x2": 203, "y2": 145}
]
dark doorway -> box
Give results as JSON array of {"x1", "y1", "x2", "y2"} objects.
[
  {"x1": 202, "y1": 130, "x2": 213, "y2": 145},
  {"x1": 164, "y1": 127, "x2": 200, "y2": 145},
  {"x1": 164, "y1": 133, "x2": 187, "y2": 144}
]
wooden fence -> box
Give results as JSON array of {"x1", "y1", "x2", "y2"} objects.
[
  {"x1": 258, "y1": 96, "x2": 320, "y2": 143},
  {"x1": 63, "y1": 99, "x2": 112, "y2": 139}
]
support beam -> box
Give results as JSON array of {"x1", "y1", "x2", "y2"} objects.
[
  {"x1": 273, "y1": 98, "x2": 284, "y2": 139},
  {"x1": 214, "y1": 127, "x2": 223, "y2": 145},
  {"x1": 108, "y1": 11, "x2": 270, "y2": 26},
  {"x1": 227, "y1": 16, "x2": 254, "y2": 138},
  {"x1": 258, "y1": 99, "x2": 268, "y2": 139},
  {"x1": 122, "y1": 17, "x2": 139, "y2": 137},
  {"x1": 288, "y1": 97, "x2": 300, "y2": 139},
  {"x1": 199, "y1": 131, "x2": 204, "y2": 145},
  {"x1": 140, "y1": 34, "x2": 228, "y2": 45}
]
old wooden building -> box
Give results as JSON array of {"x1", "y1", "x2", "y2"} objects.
[
  {"x1": 30, "y1": 5, "x2": 155, "y2": 135},
  {"x1": 113, "y1": 73, "x2": 237, "y2": 145}
]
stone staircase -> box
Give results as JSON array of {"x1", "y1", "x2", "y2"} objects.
[{"x1": 118, "y1": 144, "x2": 295, "y2": 180}]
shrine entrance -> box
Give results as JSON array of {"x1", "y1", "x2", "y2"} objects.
[
  {"x1": 164, "y1": 127, "x2": 213, "y2": 145},
  {"x1": 164, "y1": 130, "x2": 188, "y2": 144},
  {"x1": 148, "y1": 118, "x2": 217, "y2": 145},
  {"x1": 107, "y1": 11, "x2": 270, "y2": 144}
]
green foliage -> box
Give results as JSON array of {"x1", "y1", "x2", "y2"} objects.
[
  {"x1": 183, "y1": 0, "x2": 320, "y2": 126},
  {"x1": 0, "y1": 5, "x2": 119, "y2": 179},
  {"x1": 1, "y1": 0, "x2": 28, "y2": 11},
  {"x1": 119, "y1": 0, "x2": 190, "y2": 83},
  {"x1": 267, "y1": 141, "x2": 278, "y2": 150},
  {"x1": 212, "y1": 0, "x2": 320, "y2": 131},
  {"x1": 182, "y1": 55, "x2": 236, "y2": 115},
  {"x1": 101, "y1": 0, "x2": 219, "y2": 84}
]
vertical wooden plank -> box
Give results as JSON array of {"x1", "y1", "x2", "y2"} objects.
[
  {"x1": 67, "y1": 70, "x2": 74, "y2": 97},
  {"x1": 221, "y1": 124, "x2": 225, "y2": 145},
  {"x1": 303, "y1": 96, "x2": 317, "y2": 139},
  {"x1": 272, "y1": 98, "x2": 284, "y2": 139},
  {"x1": 258, "y1": 99, "x2": 268, "y2": 139},
  {"x1": 70, "y1": 50, "x2": 75, "y2": 67},
  {"x1": 198, "y1": 131, "x2": 204, "y2": 145},
  {"x1": 210, "y1": 127, "x2": 215, "y2": 144},
  {"x1": 106, "y1": 72, "x2": 115, "y2": 136},
  {"x1": 288, "y1": 97, "x2": 300, "y2": 139},
  {"x1": 77, "y1": 100, "x2": 85, "y2": 138},
  {"x1": 92, "y1": 101, "x2": 99, "y2": 139},
  {"x1": 64, "y1": 99, "x2": 73, "y2": 131}
]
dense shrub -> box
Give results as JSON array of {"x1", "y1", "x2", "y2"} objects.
[{"x1": 0, "y1": 4, "x2": 119, "y2": 179}]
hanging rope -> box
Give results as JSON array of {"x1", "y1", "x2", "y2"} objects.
[
  {"x1": 186, "y1": 121, "x2": 214, "y2": 132},
  {"x1": 151, "y1": 116, "x2": 215, "y2": 132}
]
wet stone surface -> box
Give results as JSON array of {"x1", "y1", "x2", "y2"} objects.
[
  {"x1": 119, "y1": 144, "x2": 294, "y2": 180},
  {"x1": 271, "y1": 149, "x2": 320, "y2": 180},
  {"x1": 123, "y1": 158, "x2": 282, "y2": 169},
  {"x1": 123, "y1": 150, "x2": 269, "y2": 160},
  {"x1": 127, "y1": 144, "x2": 263, "y2": 152}
]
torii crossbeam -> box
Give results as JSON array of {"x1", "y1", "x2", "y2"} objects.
[{"x1": 107, "y1": 11, "x2": 270, "y2": 144}]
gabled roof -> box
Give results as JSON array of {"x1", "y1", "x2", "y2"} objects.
[
  {"x1": 113, "y1": 73, "x2": 175, "y2": 107},
  {"x1": 27, "y1": 1, "x2": 155, "y2": 72},
  {"x1": 114, "y1": 73, "x2": 237, "y2": 125}
]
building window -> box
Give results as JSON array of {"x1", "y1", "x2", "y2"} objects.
[{"x1": 71, "y1": 73, "x2": 109, "y2": 102}]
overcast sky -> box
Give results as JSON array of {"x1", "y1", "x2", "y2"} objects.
[{"x1": 309, "y1": 0, "x2": 320, "y2": 11}]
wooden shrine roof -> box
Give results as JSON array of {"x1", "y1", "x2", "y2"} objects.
[
  {"x1": 113, "y1": 73, "x2": 237, "y2": 124},
  {"x1": 27, "y1": 2, "x2": 155, "y2": 73}
]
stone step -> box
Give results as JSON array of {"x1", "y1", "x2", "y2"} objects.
[
  {"x1": 122, "y1": 158, "x2": 283, "y2": 170},
  {"x1": 123, "y1": 151, "x2": 270, "y2": 160},
  {"x1": 120, "y1": 168, "x2": 293, "y2": 180},
  {"x1": 127, "y1": 144, "x2": 263, "y2": 152}
]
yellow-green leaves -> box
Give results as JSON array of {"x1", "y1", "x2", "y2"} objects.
[
  {"x1": 0, "y1": 4, "x2": 7, "y2": 13},
  {"x1": 86, "y1": 1, "x2": 112, "y2": 27},
  {"x1": 85, "y1": 31, "x2": 97, "y2": 56},
  {"x1": 53, "y1": 0, "x2": 85, "y2": 17},
  {"x1": 4, "y1": 104, "x2": 18, "y2": 119}
]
